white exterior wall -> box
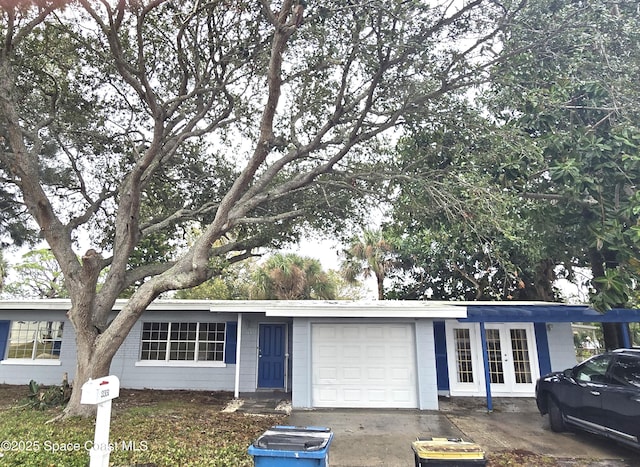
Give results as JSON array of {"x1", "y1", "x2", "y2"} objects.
[
  {"x1": 238, "y1": 315, "x2": 260, "y2": 393},
  {"x1": 546, "y1": 322, "x2": 578, "y2": 371},
  {"x1": 291, "y1": 318, "x2": 312, "y2": 408},
  {"x1": 235, "y1": 315, "x2": 293, "y2": 393},
  {"x1": 114, "y1": 310, "x2": 238, "y2": 390},
  {"x1": 414, "y1": 319, "x2": 438, "y2": 410},
  {"x1": 0, "y1": 309, "x2": 266, "y2": 392}
]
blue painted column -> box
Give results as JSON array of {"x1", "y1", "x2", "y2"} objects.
[{"x1": 479, "y1": 322, "x2": 493, "y2": 412}]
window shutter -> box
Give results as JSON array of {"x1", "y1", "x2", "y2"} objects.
[
  {"x1": 224, "y1": 321, "x2": 237, "y2": 364},
  {"x1": 0, "y1": 321, "x2": 9, "y2": 360}
]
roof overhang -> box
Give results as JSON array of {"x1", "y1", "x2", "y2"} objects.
[
  {"x1": 0, "y1": 299, "x2": 213, "y2": 312},
  {"x1": 461, "y1": 304, "x2": 640, "y2": 323},
  {"x1": 0, "y1": 299, "x2": 467, "y2": 318},
  {"x1": 0, "y1": 299, "x2": 73, "y2": 310},
  {"x1": 5, "y1": 299, "x2": 639, "y2": 323},
  {"x1": 249, "y1": 300, "x2": 467, "y2": 319}
]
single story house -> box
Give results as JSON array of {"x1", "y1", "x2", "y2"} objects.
[{"x1": 1, "y1": 299, "x2": 638, "y2": 411}]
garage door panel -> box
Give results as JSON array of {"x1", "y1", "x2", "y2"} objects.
[
  {"x1": 390, "y1": 344, "x2": 409, "y2": 359},
  {"x1": 312, "y1": 323, "x2": 417, "y2": 408},
  {"x1": 343, "y1": 367, "x2": 361, "y2": 380},
  {"x1": 366, "y1": 345, "x2": 385, "y2": 359},
  {"x1": 317, "y1": 367, "x2": 337, "y2": 382},
  {"x1": 368, "y1": 389, "x2": 386, "y2": 402},
  {"x1": 343, "y1": 345, "x2": 362, "y2": 358},
  {"x1": 344, "y1": 327, "x2": 360, "y2": 339},
  {"x1": 391, "y1": 367, "x2": 410, "y2": 381},
  {"x1": 344, "y1": 389, "x2": 361, "y2": 401},
  {"x1": 392, "y1": 389, "x2": 413, "y2": 402},
  {"x1": 389, "y1": 325, "x2": 411, "y2": 338},
  {"x1": 318, "y1": 344, "x2": 337, "y2": 357},
  {"x1": 367, "y1": 367, "x2": 385, "y2": 381},
  {"x1": 316, "y1": 325, "x2": 339, "y2": 339},
  {"x1": 365, "y1": 326, "x2": 384, "y2": 338},
  {"x1": 317, "y1": 388, "x2": 338, "y2": 402}
]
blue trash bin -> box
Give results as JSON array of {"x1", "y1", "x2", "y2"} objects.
[{"x1": 248, "y1": 425, "x2": 333, "y2": 467}]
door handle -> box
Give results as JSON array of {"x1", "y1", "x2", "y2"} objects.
[{"x1": 590, "y1": 390, "x2": 601, "y2": 396}]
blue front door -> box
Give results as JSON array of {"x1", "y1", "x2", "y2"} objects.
[{"x1": 258, "y1": 323, "x2": 286, "y2": 388}]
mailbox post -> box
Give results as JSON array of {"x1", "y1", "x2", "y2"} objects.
[{"x1": 81, "y1": 375, "x2": 120, "y2": 467}]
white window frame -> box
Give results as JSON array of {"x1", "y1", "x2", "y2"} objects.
[
  {"x1": 1, "y1": 320, "x2": 63, "y2": 366},
  {"x1": 136, "y1": 321, "x2": 227, "y2": 368}
]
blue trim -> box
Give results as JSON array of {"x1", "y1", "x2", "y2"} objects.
[
  {"x1": 479, "y1": 322, "x2": 493, "y2": 412},
  {"x1": 0, "y1": 321, "x2": 9, "y2": 360},
  {"x1": 224, "y1": 321, "x2": 237, "y2": 364},
  {"x1": 461, "y1": 305, "x2": 640, "y2": 323},
  {"x1": 433, "y1": 321, "x2": 449, "y2": 391},
  {"x1": 534, "y1": 322, "x2": 552, "y2": 376}
]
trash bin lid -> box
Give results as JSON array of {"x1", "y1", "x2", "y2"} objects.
[
  {"x1": 412, "y1": 438, "x2": 485, "y2": 460},
  {"x1": 253, "y1": 426, "x2": 332, "y2": 451}
]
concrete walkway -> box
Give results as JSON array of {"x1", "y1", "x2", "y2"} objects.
[{"x1": 282, "y1": 398, "x2": 638, "y2": 467}]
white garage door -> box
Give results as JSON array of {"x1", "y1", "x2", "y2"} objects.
[{"x1": 311, "y1": 323, "x2": 418, "y2": 408}]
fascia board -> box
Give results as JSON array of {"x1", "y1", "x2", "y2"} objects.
[
  {"x1": 264, "y1": 301, "x2": 467, "y2": 318},
  {"x1": 0, "y1": 299, "x2": 72, "y2": 310}
]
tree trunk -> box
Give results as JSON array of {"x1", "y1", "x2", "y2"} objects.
[
  {"x1": 533, "y1": 259, "x2": 557, "y2": 302},
  {"x1": 601, "y1": 322, "x2": 629, "y2": 351},
  {"x1": 63, "y1": 324, "x2": 115, "y2": 417},
  {"x1": 588, "y1": 247, "x2": 627, "y2": 350},
  {"x1": 376, "y1": 273, "x2": 384, "y2": 300}
]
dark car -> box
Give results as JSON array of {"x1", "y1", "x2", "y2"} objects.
[{"x1": 535, "y1": 348, "x2": 640, "y2": 449}]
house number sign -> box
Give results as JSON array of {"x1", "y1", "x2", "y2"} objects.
[{"x1": 81, "y1": 375, "x2": 120, "y2": 467}]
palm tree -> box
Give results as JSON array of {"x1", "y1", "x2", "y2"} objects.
[
  {"x1": 341, "y1": 229, "x2": 395, "y2": 300},
  {"x1": 251, "y1": 253, "x2": 337, "y2": 300}
]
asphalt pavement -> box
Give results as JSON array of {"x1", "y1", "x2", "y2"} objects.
[{"x1": 284, "y1": 397, "x2": 638, "y2": 467}]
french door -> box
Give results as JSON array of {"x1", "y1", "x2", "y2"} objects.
[{"x1": 446, "y1": 322, "x2": 539, "y2": 396}]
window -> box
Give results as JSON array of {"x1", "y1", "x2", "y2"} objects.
[
  {"x1": 610, "y1": 356, "x2": 640, "y2": 388},
  {"x1": 510, "y1": 328, "x2": 533, "y2": 384},
  {"x1": 140, "y1": 322, "x2": 225, "y2": 363},
  {"x1": 575, "y1": 355, "x2": 612, "y2": 383},
  {"x1": 454, "y1": 328, "x2": 474, "y2": 383},
  {"x1": 486, "y1": 329, "x2": 504, "y2": 384},
  {"x1": 6, "y1": 321, "x2": 64, "y2": 360}
]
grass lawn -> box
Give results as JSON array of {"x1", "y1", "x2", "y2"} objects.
[
  {"x1": 0, "y1": 385, "x2": 285, "y2": 467},
  {"x1": 0, "y1": 384, "x2": 601, "y2": 467}
]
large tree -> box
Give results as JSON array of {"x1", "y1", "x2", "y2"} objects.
[
  {"x1": 0, "y1": 1, "x2": 522, "y2": 415},
  {"x1": 384, "y1": 102, "x2": 561, "y2": 301},
  {"x1": 486, "y1": 0, "x2": 640, "y2": 347},
  {"x1": 387, "y1": 0, "x2": 640, "y2": 318}
]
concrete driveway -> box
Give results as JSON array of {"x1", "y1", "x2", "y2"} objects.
[{"x1": 286, "y1": 398, "x2": 637, "y2": 467}]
